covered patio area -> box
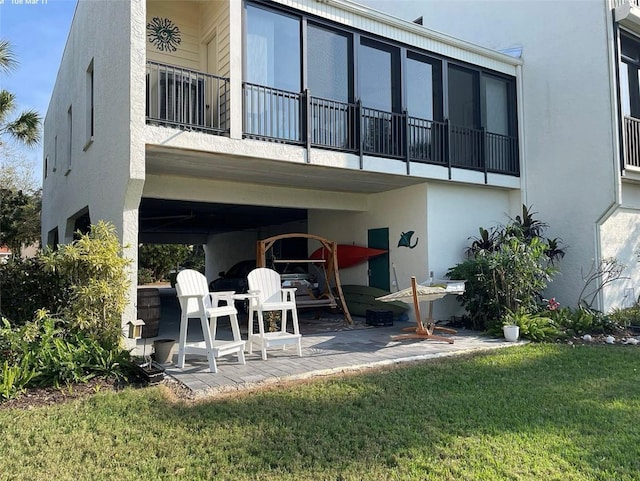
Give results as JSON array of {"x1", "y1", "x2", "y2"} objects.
[{"x1": 148, "y1": 287, "x2": 522, "y2": 396}]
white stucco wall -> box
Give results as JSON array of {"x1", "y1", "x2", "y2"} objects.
[
  {"x1": 309, "y1": 181, "x2": 518, "y2": 321},
  {"x1": 600, "y1": 208, "x2": 640, "y2": 309},
  {"x1": 42, "y1": 0, "x2": 146, "y2": 325},
  {"x1": 427, "y1": 182, "x2": 519, "y2": 319},
  {"x1": 354, "y1": 0, "x2": 620, "y2": 310},
  {"x1": 309, "y1": 183, "x2": 427, "y2": 289}
]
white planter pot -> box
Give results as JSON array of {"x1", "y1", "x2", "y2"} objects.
[{"x1": 502, "y1": 325, "x2": 520, "y2": 342}]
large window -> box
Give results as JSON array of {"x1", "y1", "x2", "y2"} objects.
[
  {"x1": 308, "y1": 24, "x2": 353, "y2": 149},
  {"x1": 358, "y1": 39, "x2": 400, "y2": 112},
  {"x1": 245, "y1": 4, "x2": 300, "y2": 92},
  {"x1": 308, "y1": 24, "x2": 351, "y2": 102},
  {"x1": 484, "y1": 76, "x2": 510, "y2": 136},
  {"x1": 620, "y1": 32, "x2": 640, "y2": 167},
  {"x1": 244, "y1": 5, "x2": 301, "y2": 141},
  {"x1": 406, "y1": 53, "x2": 442, "y2": 120},
  {"x1": 448, "y1": 65, "x2": 480, "y2": 128}
]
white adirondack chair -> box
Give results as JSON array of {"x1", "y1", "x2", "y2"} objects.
[
  {"x1": 247, "y1": 267, "x2": 302, "y2": 360},
  {"x1": 175, "y1": 269, "x2": 246, "y2": 373}
]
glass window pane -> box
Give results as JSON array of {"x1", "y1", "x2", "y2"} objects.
[
  {"x1": 485, "y1": 76, "x2": 509, "y2": 135},
  {"x1": 359, "y1": 42, "x2": 392, "y2": 111},
  {"x1": 245, "y1": 5, "x2": 300, "y2": 92},
  {"x1": 308, "y1": 25, "x2": 349, "y2": 102},
  {"x1": 406, "y1": 57, "x2": 434, "y2": 120},
  {"x1": 621, "y1": 61, "x2": 630, "y2": 117},
  {"x1": 621, "y1": 35, "x2": 640, "y2": 62},
  {"x1": 448, "y1": 66, "x2": 478, "y2": 128}
]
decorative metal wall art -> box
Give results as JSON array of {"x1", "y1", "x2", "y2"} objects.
[
  {"x1": 398, "y1": 231, "x2": 419, "y2": 249},
  {"x1": 147, "y1": 17, "x2": 181, "y2": 52}
]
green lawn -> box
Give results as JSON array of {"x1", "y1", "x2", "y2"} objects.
[{"x1": 1, "y1": 344, "x2": 639, "y2": 480}]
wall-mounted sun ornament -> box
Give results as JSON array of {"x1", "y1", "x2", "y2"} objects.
[{"x1": 147, "y1": 17, "x2": 181, "y2": 52}]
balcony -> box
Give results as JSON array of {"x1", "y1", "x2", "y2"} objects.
[
  {"x1": 144, "y1": 62, "x2": 519, "y2": 178},
  {"x1": 243, "y1": 83, "x2": 519, "y2": 177},
  {"x1": 145, "y1": 61, "x2": 230, "y2": 135}
]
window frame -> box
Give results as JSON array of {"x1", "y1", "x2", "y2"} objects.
[
  {"x1": 305, "y1": 21, "x2": 354, "y2": 103},
  {"x1": 84, "y1": 59, "x2": 94, "y2": 151},
  {"x1": 405, "y1": 50, "x2": 443, "y2": 121}
]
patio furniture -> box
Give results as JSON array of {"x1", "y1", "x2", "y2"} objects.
[
  {"x1": 377, "y1": 276, "x2": 458, "y2": 343},
  {"x1": 247, "y1": 267, "x2": 302, "y2": 360},
  {"x1": 175, "y1": 269, "x2": 246, "y2": 372}
]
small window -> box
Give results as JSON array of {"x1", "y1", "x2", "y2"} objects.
[
  {"x1": 66, "y1": 105, "x2": 72, "y2": 175},
  {"x1": 84, "y1": 59, "x2": 94, "y2": 150},
  {"x1": 44, "y1": 155, "x2": 48, "y2": 179},
  {"x1": 47, "y1": 228, "x2": 59, "y2": 250},
  {"x1": 53, "y1": 136, "x2": 58, "y2": 172}
]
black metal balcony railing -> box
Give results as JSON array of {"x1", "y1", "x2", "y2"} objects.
[
  {"x1": 144, "y1": 65, "x2": 519, "y2": 178},
  {"x1": 407, "y1": 117, "x2": 447, "y2": 165},
  {"x1": 243, "y1": 83, "x2": 302, "y2": 143},
  {"x1": 624, "y1": 116, "x2": 640, "y2": 169},
  {"x1": 240, "y1": 83, "x2": 519, "y2": 177},
  {"x1": 361, "y1": 107, "x2": 405, "y2": 159},
  {"x1": 486, "y1": 131, "x2": 519, "y2": 175},
  {"x1": 145, "y1": 61, "x2": 229, "y2": 134},
  {"x1": 310, "y1": 97, "x2": 358, "y2": 151}
]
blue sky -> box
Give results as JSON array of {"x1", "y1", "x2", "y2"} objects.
[{"x1": 0, "y1": 0, "x2": 78, "y2": 186}]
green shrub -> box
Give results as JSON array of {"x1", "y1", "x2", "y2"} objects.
[
  {"x1": 0, "y1": 358, "x2": 35, "y2": 400},
  {"x1": 0, "y1": 256, "x2": 70, "y2": 326},
  {"x1": 138, "y1": 243, "x2": 191, "y2": 282},
  {"x1": 41, "y1": 221, "x2": 131, "y2": 349},
  {"x1": 499, "y1": 309, "x2": 560, "y2": 342},
  {"x1": 447, "y1": 206, "x2": 562, "y2": 331},
  {"x1": 137, "y1": 267, "x2": 154, "y2": 286},
  {"x1": 0, "y1": 311, "x2": 133, "y2": 394},
  {"x1": 608, "y1": 305, "x2": 640, "y2": 328},
  {"x1": 448, "y1": 236, "x2": 557, "y2": 331},
  {"x1": 552, "y1": 306, "x2": 620, "y2": 336}
]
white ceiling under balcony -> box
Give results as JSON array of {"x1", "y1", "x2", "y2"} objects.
[{"x1": 144, "y1": 146, "x2": 425, "y2": 194}]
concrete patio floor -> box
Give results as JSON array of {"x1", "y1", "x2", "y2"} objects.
[{"x1": 139, "y1": 286, "x2": 524, "y2": 396}]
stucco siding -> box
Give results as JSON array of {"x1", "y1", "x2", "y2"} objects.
[
  {"x1": 309, "y1": 184, "x2": 428, "y2": 289},
  {"x1": 354, "y1": 0, "x2": 618, "y2": 310},
  {"x1": 42, "y1": 0, "x2": 139, "y2": 239},
  {"x1": 600, "y1": 207, "x2": 640, "y2": 310}
]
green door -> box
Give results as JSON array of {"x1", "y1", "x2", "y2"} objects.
[{"x1": 368, "y1": 228, "x2": 390, "y2": 291}]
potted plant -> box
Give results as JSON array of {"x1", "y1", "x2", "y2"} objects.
[{"x1": 501, "y1": 309, "x2": 521, "y2": 342}]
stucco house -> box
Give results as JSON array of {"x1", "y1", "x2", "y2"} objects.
[{"x1": 41, "y1": 0, "x2": 640, "y2": 331}]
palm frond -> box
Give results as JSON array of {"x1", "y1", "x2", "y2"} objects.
[
  {"x1": 0, "y1": 40, "x2": 17, "y2": 74},
  {"x1": 0, "y1": 89, "x2": 16, "y2": 125},
  {"x1": 5, "y1": 110, "x2": 41, "y2": 146}
]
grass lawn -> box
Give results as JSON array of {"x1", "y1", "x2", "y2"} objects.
[{"x1": 1, "y1": 344, "x2": 639, "y2": 480}]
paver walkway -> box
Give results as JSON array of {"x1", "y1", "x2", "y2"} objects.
[{"x1": 162, "y1": 324, "x2": 522, "y2": 396}]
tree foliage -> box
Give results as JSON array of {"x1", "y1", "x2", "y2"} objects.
[
  {"x1": 0, "y1": 256, "x2": 69, "y2": 326},
  {"x1": 0, "y1": 40, "x2": 42, "y2": 256},
  {"x1": 0, "y1": 40, "x2": 41, "y2": 147},
  {"x1": 0, "y1": 187, "x2": 41, "y2": 255},
  {"x1": 138, "y1": 244, "x2": 192, "y2": 282}
]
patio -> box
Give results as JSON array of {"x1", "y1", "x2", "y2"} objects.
[{"x1": 145, "y1": 286, "x2": 523, "y2": 396}]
